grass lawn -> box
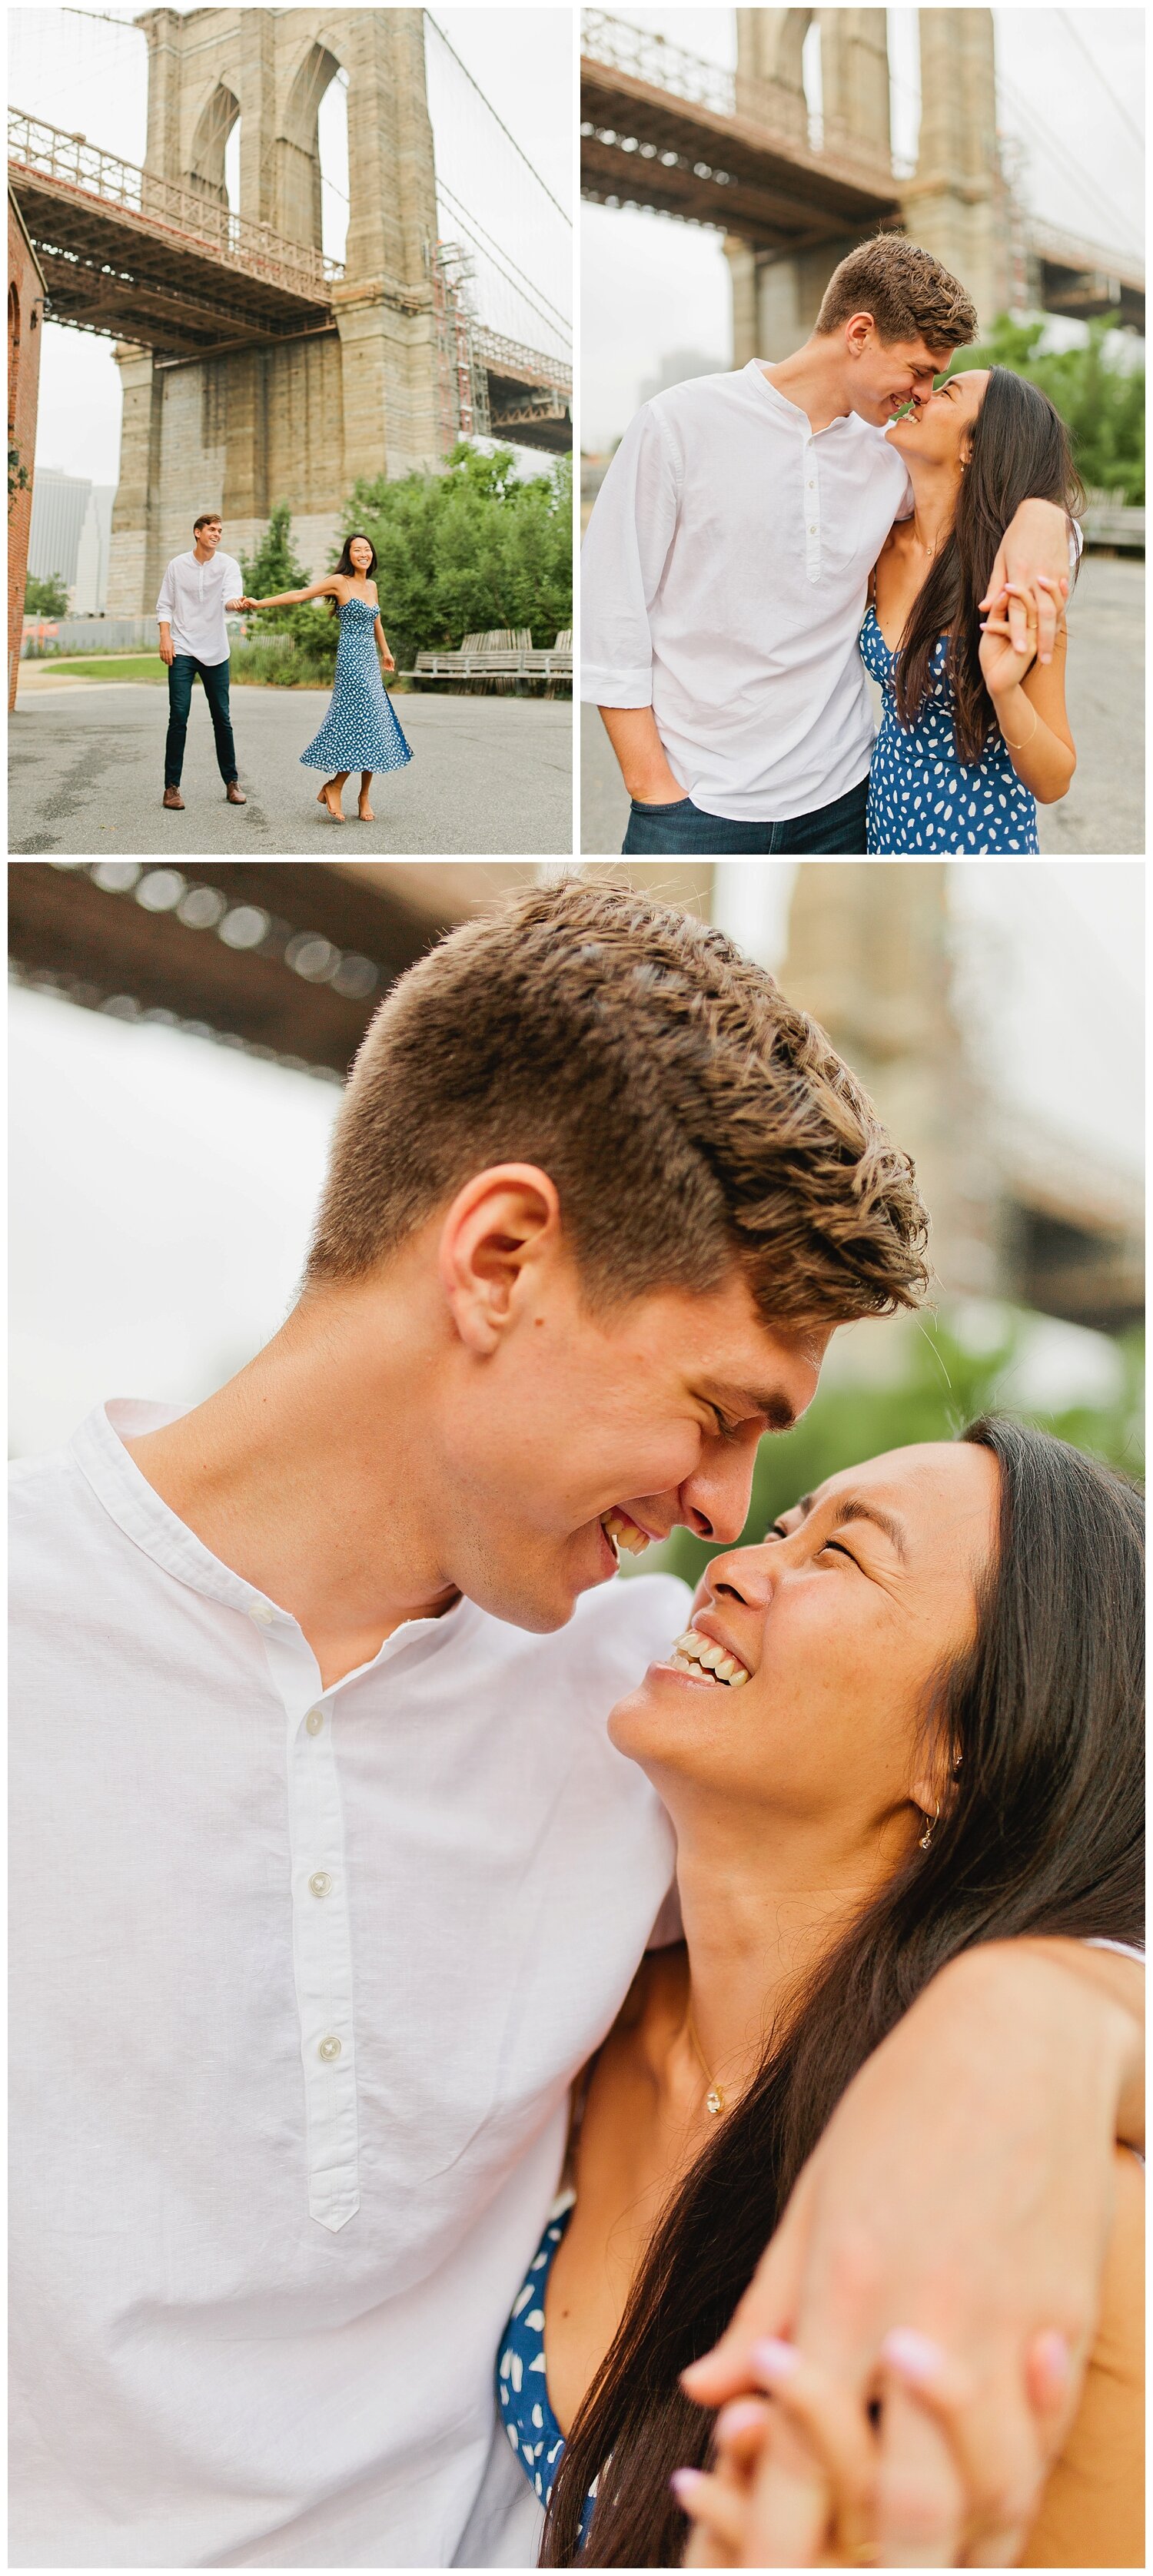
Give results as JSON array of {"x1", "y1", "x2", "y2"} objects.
[{"x1": 22, "y1": 655, "x2": 168, "y2": 683}]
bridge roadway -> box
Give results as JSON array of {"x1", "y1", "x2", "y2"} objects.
[
  {"x1": 8, "y1": 108, "x2": 572, "y2": 440},
  {"x1": 581, "y1": 12, "x2": 899, "y2": 252}
]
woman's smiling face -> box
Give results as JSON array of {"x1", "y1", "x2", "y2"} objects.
[
  {"x1": 610, "y1": 1440, "x2": 1000, "y2": 1847},
  {"x1": 886, "y1": 367, "x2": 990, "y2": 470}
]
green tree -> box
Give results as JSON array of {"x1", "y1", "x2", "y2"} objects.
[
  {"x1": 239, "y1": 502, "x2": 337, "y2": 673},
  {"x1": 24, "y1": 570, "x2": 70, "y2": 617},
  {"x1": 345, "y1": 444, "x2": 573, "y2": 674},
  {"x1": 951, "y1": 317, "x2": 1145, "y2": 505},
  {"x1": 630, "y1": 1313, "x2": 1144, "y2": 1595}
]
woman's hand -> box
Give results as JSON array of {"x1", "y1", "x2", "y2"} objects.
[
  {"x1": 978, "y1": 580, "x2": 1039, "y2": 695},
  {"x1": 676, "y1": 2349, "x2": 877, "y2": 2568},
  {"x1": 380, "y1": 645, "x2": 396, "y2": 672}
]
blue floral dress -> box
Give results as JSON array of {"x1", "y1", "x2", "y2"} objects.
[
  {"x1": 300, "y1": 593, "x2": 413, "y2": 778},
  {"x1": 498, "y1": 2190, "x2": 600, "y2": 2548},
  {"x1": 860, "y1": 602, "x2": 1038, "y2": 853}
]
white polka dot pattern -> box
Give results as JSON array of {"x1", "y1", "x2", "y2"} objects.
[
  {"x1": 300, "y1": 596, "x2": 414, "y2": 778},
  {"x1": 497, "y1": 2193, "x2": 597, "y2": 2541},
  {"x1": 861, "y1": 606, "x2": 1039, "y2": 854}
]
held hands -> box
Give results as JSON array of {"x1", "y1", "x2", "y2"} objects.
[
  {"x1": 978, "y1": 579, "x2": 1048, "y2": 695},
  {"x1": 677, "y1": 1947, "x2": 1118, "y2": 2566}
]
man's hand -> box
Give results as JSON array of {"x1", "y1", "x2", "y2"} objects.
[
  {"x1": 980, "y1": 498, "x2": 1071, "y2": 664},
  {"x1": 598, "y1": 704, "x2": 687, "y2": 804},
  {"x1": 683, "y1": 1942, "x2": 1141, "y2": 2566},
  {"x1": 158, "y1": 623, "x2": 174, "y2": 668}
]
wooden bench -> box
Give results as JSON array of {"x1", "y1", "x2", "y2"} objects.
[{"x1": 402, "y1": 628, "x2": 572, "y2": 691}]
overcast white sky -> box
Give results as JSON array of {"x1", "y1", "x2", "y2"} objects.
[
  {"x1": 11, "y1": 2, "x2": 573, "y2": 485},
  {"x1": 581, "y1": 5, "x2": 1145, "y2": 446},
  {"x1": 9, "y1": 860, "x2": 1141, "y2": 1459}
]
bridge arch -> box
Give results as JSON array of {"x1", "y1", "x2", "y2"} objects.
[
  {"x1": 188, "y1": 82, "x2": 240, "y2": 216},
  {"x1": 276, "y1": 36, "x2": 344, "y2": 249}
]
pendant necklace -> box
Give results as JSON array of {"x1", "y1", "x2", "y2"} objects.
[{"x1": 684, "y1": 1998, "x2": 727, "y2": 2118}]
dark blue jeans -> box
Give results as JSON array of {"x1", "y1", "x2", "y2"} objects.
[
  {"x1": 622, "y1": 773, "x2": 869, "y2": 855},
  {"x1": 165, "y1": 655, "x2": 238, "y2": 788}
]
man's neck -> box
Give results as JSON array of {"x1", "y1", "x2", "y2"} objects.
[
  {"x1": 759, "y1": 338, "x2": 856, "y2": 435},
  {"x1": 122, "y1": 1286, "x2": 459, "y2": 1688},
  {"x1": 193, "y1": 543, "x2": 216, "y2": 565}
]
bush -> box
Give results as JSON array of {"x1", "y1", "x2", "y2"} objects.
[
  {"x1": 630, "y1": 1311, "x2": 1144, "y2": 1595},
  {"x1": 344, "y1": 444, "x2": 573, "y2": 674},
  {"x1": 24, "y1": 572, "x2": 70, "y2": 618},
  {"x1": 952, "y1": 317, "x2": 1145, "y2": 506}
]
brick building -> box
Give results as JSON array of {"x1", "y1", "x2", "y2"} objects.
[{"x1": 8, "y1": 188, "x2": 46, "y2": 709}]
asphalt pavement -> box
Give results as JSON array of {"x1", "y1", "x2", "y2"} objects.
[
  {"x1": 580, "y1": 556, "x2": 1143, "y2": 856},
  {"x1": 10, "y1": 681, "x2": 574, "y2": 858}
]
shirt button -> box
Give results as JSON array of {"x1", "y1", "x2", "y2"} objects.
[
  {"x1": 318, "y1": 2034, "x2": 341, "y2": 2061},
  {"x1": 250, "y1": 1601, "x2": 274, "y2": 1625},
  {"x1": 305, "y1": 1707, "x2": 324, "y2": 1735},
  {"x1": 308, "y1": 1871, "x2": 333, "y2": 1897}
]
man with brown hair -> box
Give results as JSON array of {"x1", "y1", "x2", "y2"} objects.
[
  {"x1": 10, "y1": 881, "x2": 1141, "y2": 2570},
  {"x1": 156, "y1": 511, "x2": 248, "y2": 812},
  {"x1": 583, "y1": 234, "x2": 1073, "y2": 855}
]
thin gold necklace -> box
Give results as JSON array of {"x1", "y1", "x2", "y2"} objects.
[{"x1": 684, "y1": 1998, "x2": 728, "y2": 2118}]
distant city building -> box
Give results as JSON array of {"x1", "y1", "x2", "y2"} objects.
[
  {"x1": 638, "y1": 349, "x2": 725, "y2": 407},
  {"x1": 28, "y1": 467, "x2": 91, "y2": 594},
  {"x1": 71, "y1": 486, "x2": 117, "y2": 615}
]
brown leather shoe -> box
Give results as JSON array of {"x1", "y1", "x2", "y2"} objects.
[
  {"x1": 225, "y1": 780, "x2": 247, "y2": 805},
  {"x1": 162, "y1": 785, "x2": 184, "y2": 810}
]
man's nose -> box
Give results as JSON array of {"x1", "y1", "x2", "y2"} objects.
[{"x1": 678, "y1": 1442, "x2": 759, "y2": 1547}]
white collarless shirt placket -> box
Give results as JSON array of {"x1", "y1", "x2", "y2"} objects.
[
  {"x1": 250, "y1": 1600, "x2": 361, "y2": 2233},
  {"x1": 802, "y1": 428, "x2": 822, "y2": 585}
]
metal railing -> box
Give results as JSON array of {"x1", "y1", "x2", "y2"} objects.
[
  {"x1": 8, "y1": 108, "x2": 344, "y2": 302},
  {"x1": 474, "y1": 324, "x2": 571, "y2": 393},
  {"x1": 581, "y1": 11, "x2": 894, "y2": 189}
]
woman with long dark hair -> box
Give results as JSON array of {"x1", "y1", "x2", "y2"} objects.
[
  {"x1": 493, "y1": 1419, "x2": 1142, "y2": 2568},
  {"x1": 862, "y1": 367, "x2": 1082, "y2": 850},
  {"x1": 241, "y1": 531, "x2": 412, "y2": 824}
]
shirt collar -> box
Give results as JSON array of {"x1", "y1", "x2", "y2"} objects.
[
  {"x1": 68, "y1": 1399, "x2": 478, "y2": 1661},
  {"x1": 746, "y1": 359, "x2": 859, "y2": 441}
]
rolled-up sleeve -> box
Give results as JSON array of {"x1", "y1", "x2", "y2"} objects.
[
  {"x1": 155, "y1": 562, "x2": 174, "y2": 625},
  {"x1": 580, "y1": 404, "x2": 680, "y2": 706}
]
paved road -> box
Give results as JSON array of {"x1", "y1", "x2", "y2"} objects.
[
  {"x1": 580, "y1": 556, "x2": 1142, "y2": 856},
  {"x1": 10, "y1": 682, "x2": 574, "y2": 857}
]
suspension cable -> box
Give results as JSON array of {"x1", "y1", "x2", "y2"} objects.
[{"x1": 424, "y1": 12, "x2": 571, "y2": 227}]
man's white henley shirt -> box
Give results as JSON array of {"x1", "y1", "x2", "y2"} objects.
[{"x1": 581, "y1": 360, "x2": 912, "y2": 822}]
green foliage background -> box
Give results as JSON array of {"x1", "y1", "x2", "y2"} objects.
[
  {"x1": 951, "y1": 317, "x2": 1145, "y2": 506},
  {"x1": 24, "y1": 571, "x2": 70, "y2": 617},
  {"x1": 625, "y1": 1311, "x2": 1145, "y2": 1596},
  {"x1": 234, "y1": 450, "x2": 573, "y2": 687}
]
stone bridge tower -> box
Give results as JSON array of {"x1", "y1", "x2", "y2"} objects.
[
  {"x1": 109, "y1": 5, "x2": 441, "y2": 613},
  {"x1": 729, "y1": 7, "x2": 1008, "y2": 364}
]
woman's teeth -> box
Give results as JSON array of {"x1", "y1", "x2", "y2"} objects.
[
  {"x1": 669, "y1": 1627, "x2": 749, "y2": 1687},
  {"x1": 601, "y1": 1510, "x2": 650, "y2": 1559}
]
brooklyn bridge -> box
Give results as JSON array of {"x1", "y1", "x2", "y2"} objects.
[{"x1": 8, "y1": 7, "x2": 573, "y2": 618}]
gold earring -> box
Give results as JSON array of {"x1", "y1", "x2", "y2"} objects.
[{"x1": 919, "y1": 1805, "x2": 940, "y2": 1851}]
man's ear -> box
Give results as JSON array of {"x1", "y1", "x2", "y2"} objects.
[{"x1": 438, "y1": 1164, "x2": 562, "y2": 1356}]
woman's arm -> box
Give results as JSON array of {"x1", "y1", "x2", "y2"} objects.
[
  {"x1": 374, "y1": 615, "x2": 395, "y2": 673},
  {"x1": 247, "y1": 579, "x2": 342, "y2": 609},
  {"x1": 980, "y1": 579, "x2": 1075, "y2": 803}
]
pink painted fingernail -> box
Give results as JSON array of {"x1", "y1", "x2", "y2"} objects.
[
  {"x1": 881, "y1": 2326, "x2": 945, "y2": 2382},
  {"x1": 671, "y1": 2468, "x2": 706, "y2": 2501},
  {"x1": 717, "y1": 2398, "x2": 769, "y2": 2440},
  {"x1": 750, "y1": 2335, "x2": 799, "y2": 2381}
]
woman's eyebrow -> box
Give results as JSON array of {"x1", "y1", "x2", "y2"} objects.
[{"x1": 795, "y1": 1492, "x2": 909, "y2": 1563}]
